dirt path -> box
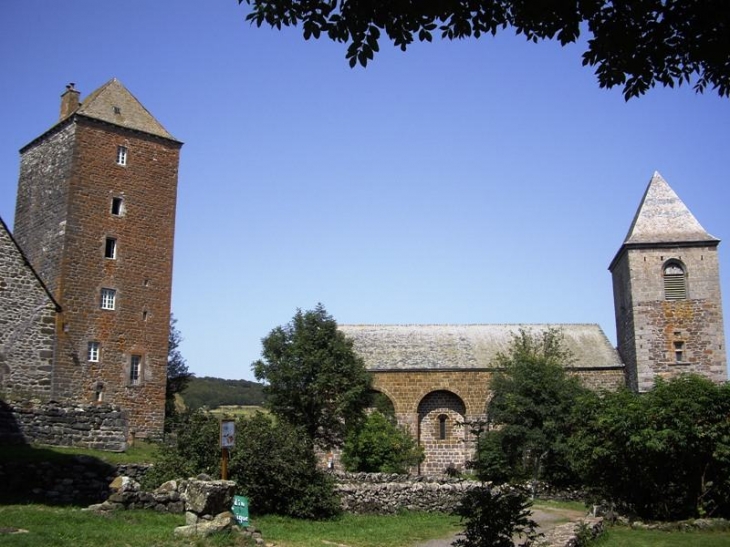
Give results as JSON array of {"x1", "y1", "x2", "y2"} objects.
[{"x1": 411, "y1": 506, "x2": 586, "y2": 547}]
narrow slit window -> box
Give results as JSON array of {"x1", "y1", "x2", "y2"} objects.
[
  {"x1": 101, "y1": 288, "x2": 116, "y2": 310},
  {"x1": 130, "y1": 355, "x2": 142, "y2": 385},
  {"x1": 438, "y1": 414, "x2": 447, "y2": 440},
  {"x1": 116, "y1": 145, "x2": 127, "y2": 166},
  {"x1": 111, "y1": 197, "x2": 123, "y2": 216},
  {"x1": 87, "y1": 341, "x2": 100, "y2": 362},
  {"x1": 105, "y1": 238, "x2": 117, "y2": 259},
  {"x1": 663, "y1": 263, "x2": 686, "y2": 300}
]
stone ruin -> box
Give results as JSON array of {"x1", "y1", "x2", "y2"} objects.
[{"x1": 86, "y1": 475, "x2": 264, "y2": 543}]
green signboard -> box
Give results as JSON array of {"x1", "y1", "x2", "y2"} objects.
[{"x1": 232, "y1": 495, "x2": 249, "y2": 527}]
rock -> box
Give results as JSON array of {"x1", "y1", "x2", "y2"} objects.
[
  {"x1": 181, "y1": 479, "x2": 236, "y2": 516},
  {"x1": 173, "y1": 511, "x2": 234, "y2": 538}
]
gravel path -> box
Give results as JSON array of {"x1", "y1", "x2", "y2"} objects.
[{"x1": 411, "y1": 506, "x2": 586, "y2": 547}]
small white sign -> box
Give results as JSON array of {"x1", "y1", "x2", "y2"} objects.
[{"x1": 220, "y1": 419, "x2": 235, "y2": 448}]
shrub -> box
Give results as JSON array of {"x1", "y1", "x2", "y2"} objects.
[
  {"x1": 341, "y1": 410, "x2": 424, "y2": 473},
  {"x1": 452, "y1": 485, "x2": 540, "y2": 547}
]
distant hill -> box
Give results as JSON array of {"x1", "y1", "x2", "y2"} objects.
[{"x1": 181, "y1": 376, "x2": 265, "y2": 410}]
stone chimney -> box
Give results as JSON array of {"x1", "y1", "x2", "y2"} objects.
[{"x1": 59, "y1": 83, "x2": 80, "y2": 120}]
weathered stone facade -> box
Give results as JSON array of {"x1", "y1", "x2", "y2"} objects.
[
  {"x1": 342, "y1": 324, "x2": 626, "y2": 474},
  {"x1": 8, "y1": 80, "x2": 182, "y2": 437},
  {"x1": 0, "y1": 219, "x2": 59, "y2": 398},
  {"x1": 0, "y1": 399, "x2": 127, "y2": 450},
  {"x1": 610, "y1": 173, "x2": 727, "y2": 392}
]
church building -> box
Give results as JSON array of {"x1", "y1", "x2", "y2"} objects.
[{"x1": 341, "y1": 172, "x2": 727, "y2": 474}]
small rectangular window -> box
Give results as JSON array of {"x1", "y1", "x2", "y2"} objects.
[
  {"x1": 674, "y1": 341, "x2": 685, "y2": 363},
  {"x1": 111, "y1": 197, "x2": 123, "y2": 216},
  {"x1": 105, "y1": 238, "x2": 117, "y2": 259},
  {"x1": 101, "y1": 288, "x2": 116, "y2": 310},
  {"x1": 87, "y1": 341, "x2": 100, "y2": 362},
  {"x1": 116, "y1": 145, "x2": 127, "y2": 166},
  {"x1": 130, "y1": 355, "x2": 142, "y2": 385}
]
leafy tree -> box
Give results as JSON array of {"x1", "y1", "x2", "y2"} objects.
[
  {"x1": 230, "y1": 412, "x2": 340, "y2": 519},
  {"x1": 477, "y1": 328, "x2": 589, "y2": 485},
  {"x1": 253, "y1": 304, "x2": 372, "y2": 448},
  {"x1": 165, "y1": 315, "x2": 194, "y2": 428},
  {"x1": 238, "y1": 0, "x2": 730, "y2": 99},
  {"x1": 341, "y1": 410, "x2": 424, "y2": 473},
  {"x1": 453, "y1": 486, "x2": 540, "y2": 547},
  {"x1": 570, "y1": 374, "x2": 730, "y2": 520}
]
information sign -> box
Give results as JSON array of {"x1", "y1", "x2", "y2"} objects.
[
  {"x1": 220, "y1": 419, "x2": 235, "y2": 448},
  {"x1": 232, "y1": 495, "x2": 249, "y2": 527}
]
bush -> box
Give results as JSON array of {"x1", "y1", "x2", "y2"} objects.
[
  {"x1": 570, "y1": 374, "x2": 730, "y2": 520},
  {"x1": 142, "y1": 409, "x2": 220, "y2": 489},
  {"x1": 341, "y1": 410, "x2": 424, "y2": 473},
  {"x1": 142, "y1": 410, "x2": 340, "y2": 519},
  {"x1": 230, "y1": 412, "x2": 340, "y2": 519},
  {"x1": 453, "y1": 486, "x2": 540, "y2": 547}
]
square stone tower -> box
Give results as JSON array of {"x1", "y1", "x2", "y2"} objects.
[
  {"x1": 609, "y1": 173, "x2": 727, "y2": 391},
  {"x1": 13, "y1": 80, "x2": 182, "y2": 437}
]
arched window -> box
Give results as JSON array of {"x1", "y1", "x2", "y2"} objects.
[
  {"x1": 438, "y1": 414, "x2": 448, "y2": 440},
  {"x1": 663, "y1": 262, "x2": 686, "y2": 300}
]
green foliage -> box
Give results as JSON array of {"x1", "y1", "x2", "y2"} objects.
[
  {"x1": 238, "y1": 0, "x2": 730, "y2": 99},
  {"x1": 453, "y1": 486, "x2": 540, "y2": 547},
  {"x1": 341, "y1": 410, "x2": 424, "y2": 473},
  {"x1": 229, "y1": 412, "x2": 340, "y2": 519},
  {"x1": 253, "y1": 303, "x2": 372, "y2": 448},
  {"x1": 182, "y1": 377, "x2": 266, "y2": 410},
  {"x1": 165, "y1": 315, "x2": 193, "y2": 428},
  {"x1": 143, "y1": 409, "x2": 339, "y2": 519},
  {"x1": 477, "y1": 328, "x2": 588, "y2": 485},
  {"x1": 570, "y1": 374, "x2": 730, "y2": 521},
  {"x1": 142, "y1": 409, "x2": 221, "y2": 489}
]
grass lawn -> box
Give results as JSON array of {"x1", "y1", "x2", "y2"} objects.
[
  {"x1": 253, "y1": 511, "x2": 461, "y2": 547},
  {"x1": 594, "y1": 526, "x2": 730, "y2": 546},
  {"x1": 0, "y1": 441, "x2": 159, "y2": 465},
  {"x1": 0, "y1": 504, "x2": 251, "y2": 547}
]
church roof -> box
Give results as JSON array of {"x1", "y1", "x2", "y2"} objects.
[
  {"x1": 622, "y1": 172, "x2": 717, "y2": 246},
  {"x1": 339, "y1": 324, "x2": 622, "y2": 371},
  {"x1": 75, "y1": 78, "x2": 178, "y2": 141}
]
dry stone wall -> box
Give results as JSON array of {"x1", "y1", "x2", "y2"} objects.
[{"x1": 0, "y1": 399, "x2": 127, "y2": 451}]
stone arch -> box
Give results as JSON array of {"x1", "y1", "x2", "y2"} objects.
[
  {"x1": 417, "y1": 390, "x2": 468, "y2": 474},
  {"x1": 367, "y1": 388, "x2": 397, "y2": 416},
  {"x1": 662, "y1": 259, "x2": 687, "y2": 300}
]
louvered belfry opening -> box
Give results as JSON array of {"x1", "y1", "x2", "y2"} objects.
[{"x1": 664, "y1": 262, "x2": 687, "y2": 300}]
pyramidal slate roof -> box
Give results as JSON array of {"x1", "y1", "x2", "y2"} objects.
[
  {"x1": 339, "y1": 324, "x2": 623, "y2": 371},
  {"x1": 622, "y1": 172, "x2": 717, "y2": 246},
  {"x1": 73, "y1": 78, "x2": 178, "y2": 141}
]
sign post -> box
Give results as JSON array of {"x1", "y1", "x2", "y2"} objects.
[{"x1": 220, "y1": 419, "x2": 235, "y2": 480}]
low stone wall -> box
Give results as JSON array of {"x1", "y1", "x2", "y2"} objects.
[
  {"x1": 334, "y1": 472, "x2": 477, "y2": 514},
  {"x1": 0, "y1": 399, "x2": 128, "y2": 451}
]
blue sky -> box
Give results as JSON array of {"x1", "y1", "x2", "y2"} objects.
[{"x1": 2, "y1": 2, "x2": 729, "y2": 381}]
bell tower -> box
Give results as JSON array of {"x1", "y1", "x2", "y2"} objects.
[{"x1": 609, "y1": 172, "x2": 727, "y2": 391}]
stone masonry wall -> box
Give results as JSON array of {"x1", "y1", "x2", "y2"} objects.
[
  {"x1": 622, "y1": 246, "x2": 726, "y2": 391},
  {"x1": 0, "y1": 399, "x2": 127, "y2": 451},
  {"x1": 49, "y1": 118, "x2": 180, "y2": 437},
  {"x1": 0, "y1": 220, "x2": 58, "y2": 399}
]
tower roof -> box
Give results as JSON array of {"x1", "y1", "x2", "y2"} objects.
[
  {"x1": 74, "y1": 78, "x2": 178, "y2": 141},
  {"x1": 622, "y1": 172, "x2": 717, "y2": 245}
]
